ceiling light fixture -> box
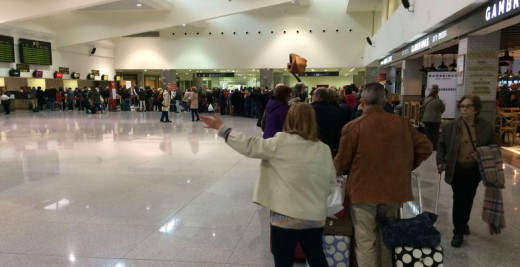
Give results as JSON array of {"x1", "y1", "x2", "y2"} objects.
[
  {"x1": 182, "y1": 24, "x2": 186, "y2": 27},
  {"x1": 499, "y1": 50, "x2": 514, "y2": 64},
  {"x1": 137, "y1": 2, "x2": 142, "y2": 7},
  {"x1": 437, "y1": 55, "x2": 448, "y2": 71},
  {"x1": 427, "y1": 55, "x2": 437, "y2": 72}
]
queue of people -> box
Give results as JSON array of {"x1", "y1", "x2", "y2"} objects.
[{"x1": 200, "y1": 80, "x2": 503, "y2": 267}]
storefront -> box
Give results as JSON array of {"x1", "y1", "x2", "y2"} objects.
[{"x1": 378, "y1": 0, "x2": 520, "y2": 138}]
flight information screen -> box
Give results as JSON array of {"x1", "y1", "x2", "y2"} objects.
[
  {"x1": 0, "y1": 35, "x2": 15, "y2": 63},
  {"x1": 19, "y1": 38, "x2": 52, "y2": 65}
]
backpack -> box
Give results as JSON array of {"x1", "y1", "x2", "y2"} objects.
[{"x1": 157, "y1": 91, "x2": 164, "y2": 103}]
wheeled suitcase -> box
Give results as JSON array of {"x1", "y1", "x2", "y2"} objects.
[
  {"x1": 322, "y1": 194, "x2": 354, "y2": 267},
  {"x1": 323, "y1": 235, "x2": 351, "y2": 267},
  {"x1": 393, "y1": 246, "x2": 443, "y2": 267},
  {"x1": 390, "y1": 172, "x2": 444, "y2": 267}
]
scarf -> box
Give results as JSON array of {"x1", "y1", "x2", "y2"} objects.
[{"x1": 476, "y1": 145, "x2": 505, "y2": 235}]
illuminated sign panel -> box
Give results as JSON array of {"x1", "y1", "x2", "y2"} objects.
[
  {"x1": 380, "y1": 56, "x2": 393, "y2": 66},
  {"x1": 410, "y1": 37, "x2": 430, "y2": 53},
  {"x1": 485, "y1": 0, "x2": 520, "y2": 21},
  {"x1": 431, "y1": 30, "x2": 447, "y2": 44}
]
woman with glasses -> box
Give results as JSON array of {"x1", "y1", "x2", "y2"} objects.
[{"x1": 436, "y1": 94, "x2": 498, "y2": 248}]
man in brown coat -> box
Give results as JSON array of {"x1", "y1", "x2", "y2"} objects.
[{"x1": 334, "y1": 82, "x2": 432, "y2": 267}]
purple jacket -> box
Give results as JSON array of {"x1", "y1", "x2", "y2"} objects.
[{"x1": 263, "y1": 99, "x2": 289, "y2": 139}]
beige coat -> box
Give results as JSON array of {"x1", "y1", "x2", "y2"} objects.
[
  {"x1": 190, "y1": 92, "x2": 198, "y2": 109},
  {"x1": 161, "y1": 90, "x2": 171, "y2": 112},
  {"x1": 226, "y1": 131, "x2": 337, "y2": 221},
  {"x1": 334, "y1": 106, "x2": 433, "y2": 204}
]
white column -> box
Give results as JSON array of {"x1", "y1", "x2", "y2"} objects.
[{"x1": 457, "y1": 31, "x2": 500, "y2": 123}]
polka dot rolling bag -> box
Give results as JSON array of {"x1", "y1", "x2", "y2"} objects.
[
  {"x1": 322, "y1": 176, "x2": 353, "y2": 267},
  {"x1": 385, "y1": 172, "x2": 444, "y2": 267}
]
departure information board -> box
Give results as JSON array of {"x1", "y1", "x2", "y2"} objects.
[
  {"x1": 0, "y1": 35, "x2": 15, "y2": 63},
  {"x1": 19, "y1": 38, "x2": 52, "y2": 65}
]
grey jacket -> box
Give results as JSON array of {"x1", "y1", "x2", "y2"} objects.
[
  {"x1": 436, "y1": 117, "x2": 498, "y2": 184},
  {"x1": 421, "y1": 96, "x2": 445, "y2": 123}
]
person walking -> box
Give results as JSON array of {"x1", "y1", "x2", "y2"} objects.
[
  {"x1": 421, "y1": 84, "x2": 445, "y2": 150},
  {"x1": 200, "y1": 103, "x2": 335, "y2": 267},
  {"x1": 1, "y1": 90, "x2": 10, "y2": 115},
  {"x1": 190, "y1": 86, "x2": 200, "y2": 121},
  {"x1": 436, "y1": 94, "x2": 498, "y2": 248},
  {"x1": 334, "y1": 82, "x2": 432, "y2": 267},
  {"x1": 159, "y1": 87, "x2": 172, "y2": 123}
]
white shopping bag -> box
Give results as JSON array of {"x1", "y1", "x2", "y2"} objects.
[
  {"x1": 327, "y1": 176, "x2": 346, "y2": 219},
  {"x1": 208, "y1": 104, "x2": 214, "y2": 112}
]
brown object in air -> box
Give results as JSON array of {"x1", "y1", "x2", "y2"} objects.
[{"x1": 287, "y1": 53, "x2": 307, "y2": 75}]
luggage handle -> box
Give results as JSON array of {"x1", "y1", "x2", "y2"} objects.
[{"x1": 410, "y1": 171, "x2": 442, "y2": 215}]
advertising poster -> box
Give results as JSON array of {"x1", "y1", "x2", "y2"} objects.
[{"x1": 426, "y1": 72, "x2": 457, "y2": 119}]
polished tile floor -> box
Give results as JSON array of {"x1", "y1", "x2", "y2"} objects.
[{"x1": 0, "y1": 110, "x2": 519, "y2": 266}]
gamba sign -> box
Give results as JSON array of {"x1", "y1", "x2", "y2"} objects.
[{"x1": 485, "y1": 0, "x2": 520, "y2": 21}]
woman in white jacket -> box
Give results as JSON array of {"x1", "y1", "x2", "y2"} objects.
[{"x1": 201, "y1": 103, "x2": 336, "y2": 267}]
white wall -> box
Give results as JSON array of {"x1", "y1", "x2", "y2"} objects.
[
  {"x1": 115, "y1": 0, "x2": 372, "y2": 70},
  {"x1": 364, "y1": 0, "x2": 488, "y2": 65}
]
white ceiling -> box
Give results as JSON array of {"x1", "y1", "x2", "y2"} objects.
[
  {"x1": 346, "y1": 0, "x2": 381, "y2": 13},
  {"x1": 78, "y1": 0, "x2": 156, "y2": 11},
  {"x1": 0, "y1": 0, "x2": 294, "y2": 47}
]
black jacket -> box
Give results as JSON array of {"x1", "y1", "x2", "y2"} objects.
[{"x1": 311, "y1": 101, "x2": 345, "y2": 154}]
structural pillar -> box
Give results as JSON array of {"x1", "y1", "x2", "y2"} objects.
[
  {"x1": 457, "y1": 31, "x2": 500, "y2": 124},
  {"x1": 192, "y1": 73, "x2": 203, "y2": 90},
  {"x1": 260, "y1": 68, "x2": 273, "y2": 89},
  {"x1": 273, "y1": 73, "x2": 290, "y2": 87},
  {"x1": 365, "y1": 67, "x2": 377, "y2": 84},
  {"x1": 137, "y1": 72, "x2": 145, "y2": 88},
  {"x1": 401, "y1": 57, "x2": 424, "y2": 116},
  {"x1": 162, "y1": 70, "x2": 176, "y2": 89},
  {"x1": 384, "y1": 66, "x2": 397, "y2": 93}
]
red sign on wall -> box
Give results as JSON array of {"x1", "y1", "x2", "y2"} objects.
[{"x1": 377, "y1": 73, "x2": 386, "y2": 82}]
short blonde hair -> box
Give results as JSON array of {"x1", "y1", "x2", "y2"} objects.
[{"x1": 283, "y1": 103, "x2": 318, "y2": 141}]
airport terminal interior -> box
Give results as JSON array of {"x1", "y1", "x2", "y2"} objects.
[{"x1": 1, "y1": 0, "x2": 520, "y2": 266}]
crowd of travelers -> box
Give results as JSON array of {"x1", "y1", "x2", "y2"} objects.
[{"x1": 200, "y1": 80, "x2": 500, "y2": 267}]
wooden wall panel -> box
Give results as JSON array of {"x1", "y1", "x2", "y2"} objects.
[
  {"x1": 78, "y1": 80, "x2": 95, "y2": 89},
  {"x1": 46, "y1": 79, "x2": 64, "y2": 89},
  {"x1": 4, "y1": 77, "x2": 28, "y2": 91}
]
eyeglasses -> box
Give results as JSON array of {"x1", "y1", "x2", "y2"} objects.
[{"x1": 459, "y1": 104, "x2": 474, "y2": 109}]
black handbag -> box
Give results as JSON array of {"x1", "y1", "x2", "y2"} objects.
[{"x1": 381, "y1": 211, "x2": 441, "y2": 248}]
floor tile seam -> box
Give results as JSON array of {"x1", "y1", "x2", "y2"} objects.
[
  {"x1": 0, "y1": 251, "x2": 120, "y2": 261},
  {"x1": 118, "y1": 158, "x2": 248, "y2": 260},
  {"x1": 0, "y1": 204, "x2": 37, "y2": 223},
  {"x1": 156, "y1": 156, "x2": 244, "y2": 227},
  {"x1": 225, "y1": 204, "x2": 262, "y2": 265},
  {"x1": 113, "y1": 257, "x2": 261, "y2": 266}
]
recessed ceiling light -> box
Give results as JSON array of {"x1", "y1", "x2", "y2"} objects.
[
  {"x1": 182, "y1": 24, "x2": 186, "y2": 27},
  {"x1": 137, "y1": 3, "x2": 142, "y2": 7}
]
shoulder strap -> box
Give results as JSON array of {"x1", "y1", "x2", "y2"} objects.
[
  {"x1": 462, "y1": 120, "x2": 477, "y2": 151},
  {"x1": 421, "y1": 97, "x2": 435, "y2": 110}
]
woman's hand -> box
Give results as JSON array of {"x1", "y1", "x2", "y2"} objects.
[
  {"x1": 200, "y1": 113, "x2": 224, "y2": 130},
  {"x1": 437, "y1": 164, "x2": 444, "y2": 174}
]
